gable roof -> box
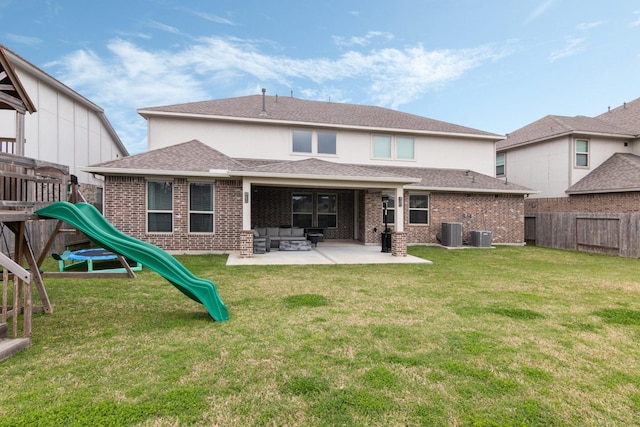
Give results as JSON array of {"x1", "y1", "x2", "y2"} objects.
[
  {"x1": 497, "y1": 114, "x2": 635, "y2": 150},
  {"x1": 0, "y1": 45, "x2": 36, "y2": 114},
  {"x1": 139, "y1": 95, "x2": 503, "y2": 140},
  {"x1": 596, "y1": 97, "x2": 640, "y2": 135},
  {"x1": 566, "y1": 153, "x2": 640, "y2": 194},
  {"x1": 83, "y1": 139, "x2": 531, "y2": 194}
]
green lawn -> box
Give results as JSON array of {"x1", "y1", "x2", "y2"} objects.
[{"x1": 2, "y1": 246, "x2": 640, "y2": 426}]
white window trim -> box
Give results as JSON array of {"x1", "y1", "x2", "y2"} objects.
[
  {"x1": 575, "y1": 138, "x2": 589, "y2": 168},
  {"x1": 371, "y1": 134, "x2": 415, "y2": 161},
  {"x1": 291, "y1": 129, "x2": 338, "y2": 157},
  {"x1": 496, "y1": 152, "x2": 506, "y2": 176},
  {"x1": 188, "y1": 181, "x2": 215, "y2": 234},
  {"x1": 146, "y1": 180, "x2": 174, "y2": 234},
  {"x1": 408, "y1": 192, "x2": 430, "y2": 226}
]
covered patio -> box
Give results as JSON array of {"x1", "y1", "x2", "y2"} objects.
[{"x1": 227, "y1": 240, "x2": 431, "y2": 266}]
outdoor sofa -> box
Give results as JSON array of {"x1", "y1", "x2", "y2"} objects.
[{"x1": 254, "y1": 227, "x2": 307, "y2": 249}]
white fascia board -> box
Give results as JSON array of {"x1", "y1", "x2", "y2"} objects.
[
  {"x1": 232, "y1": 170, "x2": 420, "y2": 184},
  {"x1": 80, "y1": 166, "x2": 230, "y2": 178},
  {"x1": 137, "y1": 110, "x2": 504, "y2": 142},
  {"x1": 407, "y1": 185, "x2": 537, "y2": 195},
  {"x1": 501, "y1": 131, "x2": 635, "y2": 151},
  {"x1": 244, "y1": 176, "x2": 415, "y2": 189}
]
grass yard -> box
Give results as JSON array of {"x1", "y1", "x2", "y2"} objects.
[{"x1": 2, "y1": 245, "x2": 640, "y2": 426}]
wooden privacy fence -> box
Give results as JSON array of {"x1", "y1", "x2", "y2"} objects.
[{"x1": 525, "y1": 213, "x2": 640, "y2": 258}]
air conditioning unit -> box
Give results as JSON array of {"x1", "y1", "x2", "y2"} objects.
[
  {"x1": 441, "y1": 222, "x2": 463, "y2": 247},
  {"x1": 470, "y1": 230, "x2": 492, "y2": 247}
]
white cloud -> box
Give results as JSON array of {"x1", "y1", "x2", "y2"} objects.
[
  {"x1": 333, "y1": 31, "x2": 394, "y2": 48},
  {"x1": 47, "y1": 37, "x2": 506, "y2": 153},
  {"x1": 191, "y1": 11, "x2": 235, "y2": 26},
  {"x1": 4, "y1": 33, "x2": 42, "y2": 46},
  {"x1": 630, "y1": 10, "x2": 640, "y2": 28},
  {"x1": 526, "y1": 0, "x2": 555, "y2": 23},
  {"x1": 576, "y1": 21, "x2": 603, "y2": 30},
  {"x1": 147, "y1": 20, "x2": 181, "y2": 35},
  {"x1": 549, "y1": 38, "x2": 585, "y2": 62}
]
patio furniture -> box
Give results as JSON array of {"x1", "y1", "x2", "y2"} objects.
[
  {"x1": 253, "y1": 231, "x2": 271, "y2": 254},
  {"x1": 255, "y1": 227, "x2": 307, "y2": 248},
  {"x1": 307, "y1": 233, "x2": 323, "y2": 247},
  {"x1": 279, "y1": 240, "x2": 312, "y2": 251}
]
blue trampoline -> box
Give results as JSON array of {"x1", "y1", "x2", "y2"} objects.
[{"x1": 53, "y1": 248, "x2": 142, "y2": 273}]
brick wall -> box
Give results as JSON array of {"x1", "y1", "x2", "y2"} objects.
[
  {"x1": 104, "y1": 176, "x2": 242, "y2": 252},
  {"x1": 104, "y1": 176, "x2": 525, "y2": 251},
  {"x1": 526, "y1": 193, "x2": 640, "y2": 214},
  {"x1": 405, "y1": 192, "x2": 524, "y2": 245},
  {"x1": 251, "y1": 186, "x2": 355, "y2": 240}
]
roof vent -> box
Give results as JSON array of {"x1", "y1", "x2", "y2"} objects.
[{"x1": 260, "y1": 88, "x2": 267, "y2": 116}]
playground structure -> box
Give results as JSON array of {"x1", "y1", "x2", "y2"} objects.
[
  {"x1": 0, "y1": 152, "x2": 67, "y2": 361},
  {"x1": 0, "y1": 158, "x2": 229, "y2": 363},
  {"x1": 0, "y1": 157, "x2": 230, "y2": 361}
]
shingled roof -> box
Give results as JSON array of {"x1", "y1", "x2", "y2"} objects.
[
  {"x1": 566, "y1": 153, "x2": 640, "y2": 194},
  {"x1": 84, "y1": 139, "x2": 530, "y2": 194},
  {"x1": 497, "y1": 115, "x2": 635, "y2": 150},
  {"x1": 139, "y1": 95, "x2": 502, "y2": 139},
  {"x1": 89, "y1": 140, "x2": 245, "y2": 173},
  {"x1": 596, "y1": 97, "x2": 640, "y2": 134}
]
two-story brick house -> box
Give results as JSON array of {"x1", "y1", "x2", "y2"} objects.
[{"x1": 83, "y1": 92, "x2": 531, "y2": 257}]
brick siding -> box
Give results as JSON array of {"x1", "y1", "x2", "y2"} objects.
[
  {"x1": 104, "y1": 176, "x2": 525, "y2": 251},
  {"x1": 405, "y1": 193, "x2": 524, "y2": 245},
  {"x1": 104, "y1": 176, "x2": 242, "y2": 252}
]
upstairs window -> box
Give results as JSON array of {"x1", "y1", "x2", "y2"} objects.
[
  {"x1": 317, "y1": 132, "x2": 337, "y2": 154},
  {"x1": 372, "y1": 135, "x2": 414, "y2": 160},
  {"x1": 147, "y1": 181, "x2": 173, "y2": 233},
  {"x1": 575, "y1": 139, "x2": 589, "y2": 167},
  {"x1": 373, "y1": 135, "x2": 392, "y2": 158},
  {"x1": 292, "y1": 130, "x2": 312, "y2": 153},
  {"x1": 396, "y1": 137, "x2": 415, "y2": 160},
  {"x1": 496, "y1": 152, "x2": 506, "y2": 176},
  {"x1": 189, "y1": 183, "x2": 214, "y2": 233},
  {"x1": 292, "y1": 130, "x2": 337, "y2": 155}
]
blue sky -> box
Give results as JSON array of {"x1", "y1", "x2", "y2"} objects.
[{"x1": 1, "y1": 0, "x2": 639, "y2": 154}]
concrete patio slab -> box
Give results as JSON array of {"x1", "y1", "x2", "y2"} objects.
[{"x1": 226, "y1": 241, "x2": 432, "y2": 266}]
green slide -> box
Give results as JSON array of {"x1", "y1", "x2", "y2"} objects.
[{"x1": 36, "y1": 201, "x2": 229, "y2": 322}]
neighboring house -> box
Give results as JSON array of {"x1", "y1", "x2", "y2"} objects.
[
  {"x1": 83, "y1": 92, "x2": 531, "y2": 257},
  {"x1": 0, "y1": 45, "x2": 129, "y2": 207},
  {"x1": 496, "y1": 97, "x2": 640, "y2": 256}
]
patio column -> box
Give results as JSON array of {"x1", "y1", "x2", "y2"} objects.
[
  {"x1": 242, "y1": 180, "x2": 252, "y2": 230},
  {"x1": 393, "y1": 186, "x2": 407, "y2": 256},
  {"x1": 240, "y1": 180, "x2": 253, "y2": 257},
  {"x1": 395, "y1": 186, "x2": 404, "y2": 232}
]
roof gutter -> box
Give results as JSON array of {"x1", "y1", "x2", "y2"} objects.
[
  {"x1": 80, "y1": 166, "x2": 231, "y2": 178},
  {"x1": 408, "y1": 185, "x2": 536, "y2": 195},
  {"x1": 499, "y1": 130, "x2": 636, "y2": 151},
  {"x1": 137, "y1": 110, "x2": 505, "y2": 142},
  {"x1": 566, "y1": 187, "x2": 640, "y2": 195},
  {"x1": 230, "y1": 170, "x2": 421, "y2": 184}
]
